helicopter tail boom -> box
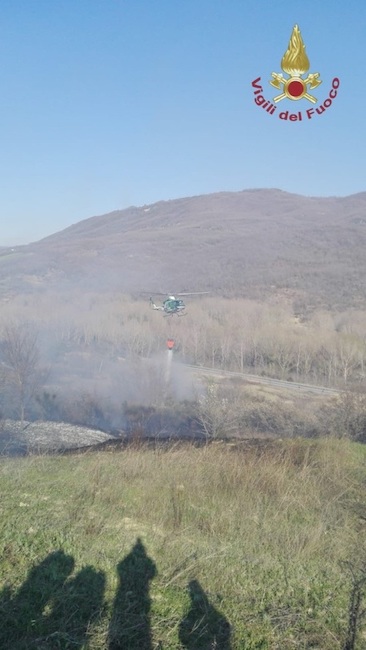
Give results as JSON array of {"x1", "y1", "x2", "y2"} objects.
[{"x1": 149, "y1": 297, "x2": 163, "y2": 311}]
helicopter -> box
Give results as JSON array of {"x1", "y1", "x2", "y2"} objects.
[{"x1": 149, "y1": 292, "x2": 210, "y2": 316}]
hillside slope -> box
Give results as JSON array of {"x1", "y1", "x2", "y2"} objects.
[{"x1": 1, "y1": 188, "x2": 366, "y2": 309}]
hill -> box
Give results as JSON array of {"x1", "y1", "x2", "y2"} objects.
[{"x1": 1, "y1": 188, "x2": 366, "y2": 310}]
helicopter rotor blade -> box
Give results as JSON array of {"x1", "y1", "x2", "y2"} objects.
[
  {"x1": 175, "y1": 291, "x2": 211, "y2": 296},
  {"x1": 142, "y1": 290, "x2": 211, "y2": 297}
]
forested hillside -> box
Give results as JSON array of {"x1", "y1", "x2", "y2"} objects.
[
  {"x1": 1, "y1": 189, "x2": 366, "y2": 310},
  {"x1": 1, "y1": 189, "x2": 366, "y2": 437}
]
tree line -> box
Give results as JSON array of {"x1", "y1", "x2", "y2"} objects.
[
  {"x1": 2, "y1": 292, "x2": 366, "y2": 384},
  {"x1": 1, "y1": 293, "x2": 366, "y2": 439}
]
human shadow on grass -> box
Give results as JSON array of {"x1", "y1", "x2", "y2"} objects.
[
  {"x1": 0, "y1": 549, "x2": 105, "y2": 649},
  {"x1": 179, "y1": 579, "x2": 232, "y2": 650},
  {"x1": 108, "y1": 537, "x2": 157, "y2": 649}
]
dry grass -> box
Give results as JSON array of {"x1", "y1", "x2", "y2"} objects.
[{"x1": 0, "y1": 438, "x2": 366, "y2": 648}]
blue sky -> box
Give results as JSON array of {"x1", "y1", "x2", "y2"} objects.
[{"x1": 0, "y1": 0, "x2": 364, "y2": 245}]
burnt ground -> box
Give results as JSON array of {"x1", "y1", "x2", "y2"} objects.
[
  {"x1": 0, "y1": 419, "x2": 277, "y2": 457},
  {"x1": 0, "y1": 420, "x2": 116, "y2": 457}
]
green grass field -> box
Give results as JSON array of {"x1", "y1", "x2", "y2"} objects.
[{"x1": 1, "y1": 438, "x2": 366, "y2": 649}]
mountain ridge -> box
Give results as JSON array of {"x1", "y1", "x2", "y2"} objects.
[{"x1": 1, "y1": 188, "x2": 366, "y2": 310}]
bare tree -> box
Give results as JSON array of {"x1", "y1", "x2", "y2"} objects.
[
  {"x1": 0, "y1": 322, "x2": 41, "y2": 424},
  {"x1": 197, "y1": 380, "x2": 243, "y2": 439}
]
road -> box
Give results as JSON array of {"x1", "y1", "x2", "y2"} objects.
[{"x1": 185, "y1": 364, "x2": 339, "y2": 396}]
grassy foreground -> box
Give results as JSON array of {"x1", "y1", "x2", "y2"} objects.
[{"x1": 1, "y1": 438, "x2": 366, "y2": 649}]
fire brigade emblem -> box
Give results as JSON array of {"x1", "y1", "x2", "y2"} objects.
[{"x1": 270, "y1": 25, "x2": 322, "y2": 103}]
